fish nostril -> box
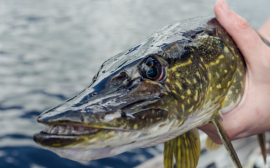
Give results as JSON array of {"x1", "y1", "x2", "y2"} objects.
[
  {"x1": 111, "y1": 72, "x2": 128, "y2": 85},
  {"x1": 37, "y1": 115, "x2": 49, "y2": 123},
  {"x1": 92, "y1": 93, "x2": 97, "y2": 96}
]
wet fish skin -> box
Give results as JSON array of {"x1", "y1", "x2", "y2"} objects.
[{"x1": 33, "y1": 17, "x2": 248, "y2": 166}]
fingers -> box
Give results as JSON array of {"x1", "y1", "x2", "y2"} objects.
[{"x1": 214, "y1": 0, "x2": 268, "y2": 71}]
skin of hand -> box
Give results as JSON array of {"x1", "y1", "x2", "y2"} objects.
[
  {"x1": 199, "y1": 0, "x2": 270, "y2": 144},
  {"x1": 259, "y1": 17, "x2": 270, "y2": 44}
]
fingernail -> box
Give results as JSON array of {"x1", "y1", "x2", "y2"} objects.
[{"x1": 220, "y1": 0, "x2": 230, "y2": 13}]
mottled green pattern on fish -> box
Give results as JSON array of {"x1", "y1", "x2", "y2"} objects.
[{"x1": 161, "y1": 19, "x2": 245, "y2": 121}]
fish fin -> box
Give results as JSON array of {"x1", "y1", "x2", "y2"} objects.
[
  {"x1": 173, "y1": 128, "x2": 201, "y2": 168},
  {"x1": 211, "y1": 118, "x2": 242, "y2": 168},
  {"x1": 164, "y1": 139, "x2": 174, "y2": 168},
  {"x1": 257, "y1": 133, "x2": 267, "y2": 164},
  {"x1": 205, "y1": 136, "x2": 221, "y2": 151}
]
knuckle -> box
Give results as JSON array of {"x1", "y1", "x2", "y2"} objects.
[{"x1": 236, "y1": 16, "x2": 250, "y2": 30}]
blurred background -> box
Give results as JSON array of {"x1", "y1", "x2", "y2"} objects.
[{"x1": 0, "y1": 0, "x2": 270, "y2": 168}]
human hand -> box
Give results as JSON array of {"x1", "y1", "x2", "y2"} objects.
[{"x1": 199, "y1": 0, "x2": 270, "y2": 144}]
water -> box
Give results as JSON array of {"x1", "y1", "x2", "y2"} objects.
[{"x1": 0, "y1": 0, "x2": 269, "y2": 168}]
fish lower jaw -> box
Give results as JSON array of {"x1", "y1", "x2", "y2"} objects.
[
  {"x1": 42, "y1": 124, "x2": 101, "y2": 136},
  {"x1": 47, "y1": 146, "x2": 122, "y2": 161}
]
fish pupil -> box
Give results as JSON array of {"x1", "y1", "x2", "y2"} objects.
[{"x1": 147, "y1": 66, "x2": 159, "y2": 79}]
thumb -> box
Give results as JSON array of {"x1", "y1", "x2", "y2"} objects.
[{"x1": 214, "y1": 0, "x2": 269, "y2": 72}]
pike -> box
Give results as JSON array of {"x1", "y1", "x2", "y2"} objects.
[{"x1": 34, "y1": 17, "x2": 268, "y2": 168}]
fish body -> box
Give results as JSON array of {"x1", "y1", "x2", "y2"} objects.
[{"x1": 34, "y1": 17, "x2": 248, "y2": 167}]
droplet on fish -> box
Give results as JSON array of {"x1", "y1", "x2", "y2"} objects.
[{"x1": 104, "y1": 111, "x2": 121, "y2": 121}]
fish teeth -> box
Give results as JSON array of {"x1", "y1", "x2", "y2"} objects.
[
  {"x1": 51, "y1": 126, "x2": 58, "y2": 134},
  {"x1": 78, "y1": 127, "x2": 84, "y2": 132},
  {"x1": 66, "y1": 125, "x2": 72, "y2": 134},
  {"x1": 71, "y1": 126, "x2": 77, "y2": 135},
  {"x1": 44, "y1": 125, "x2": 50, "y2": 132},
  {"x1": 43, "y1": 125, "x2": 54, "y2": 133},
  {"x1": 43, "y1": 125, "x2": 100, "y2": 135}
]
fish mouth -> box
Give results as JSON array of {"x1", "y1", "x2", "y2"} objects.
[
  {"x1": 33, "y1": 124, "x2": 128, "y2": 148},
  {"x1": 33, "y1": 124, "x2": 99, "y2": 147},
  {"x1": 41, "y1": 124, "x2": 102, "y2": 136},
  {"x1": 33, "y1": 123, "x2": 140, "y2": 148}
]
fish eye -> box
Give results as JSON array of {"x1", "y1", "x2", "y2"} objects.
[{"x1": 141, "y1": 57, "x2": 164, "y2": 81}]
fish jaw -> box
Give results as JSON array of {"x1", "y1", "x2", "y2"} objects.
[
  {"x1": 34, "y1": 108, "x2": 173, "y2": 161},
  {"x1": 33, "y1": 126, "x2": 146, "y2": 161},
  {"x1": 34, "y1": 120, "x2": 176, "y2": 161},
  {"x1": 34, "y1": 103, "x2": 216, "y2": 161},
  {"x1": 34, "y1": 111, "x2": 179, "y2": 161}
]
